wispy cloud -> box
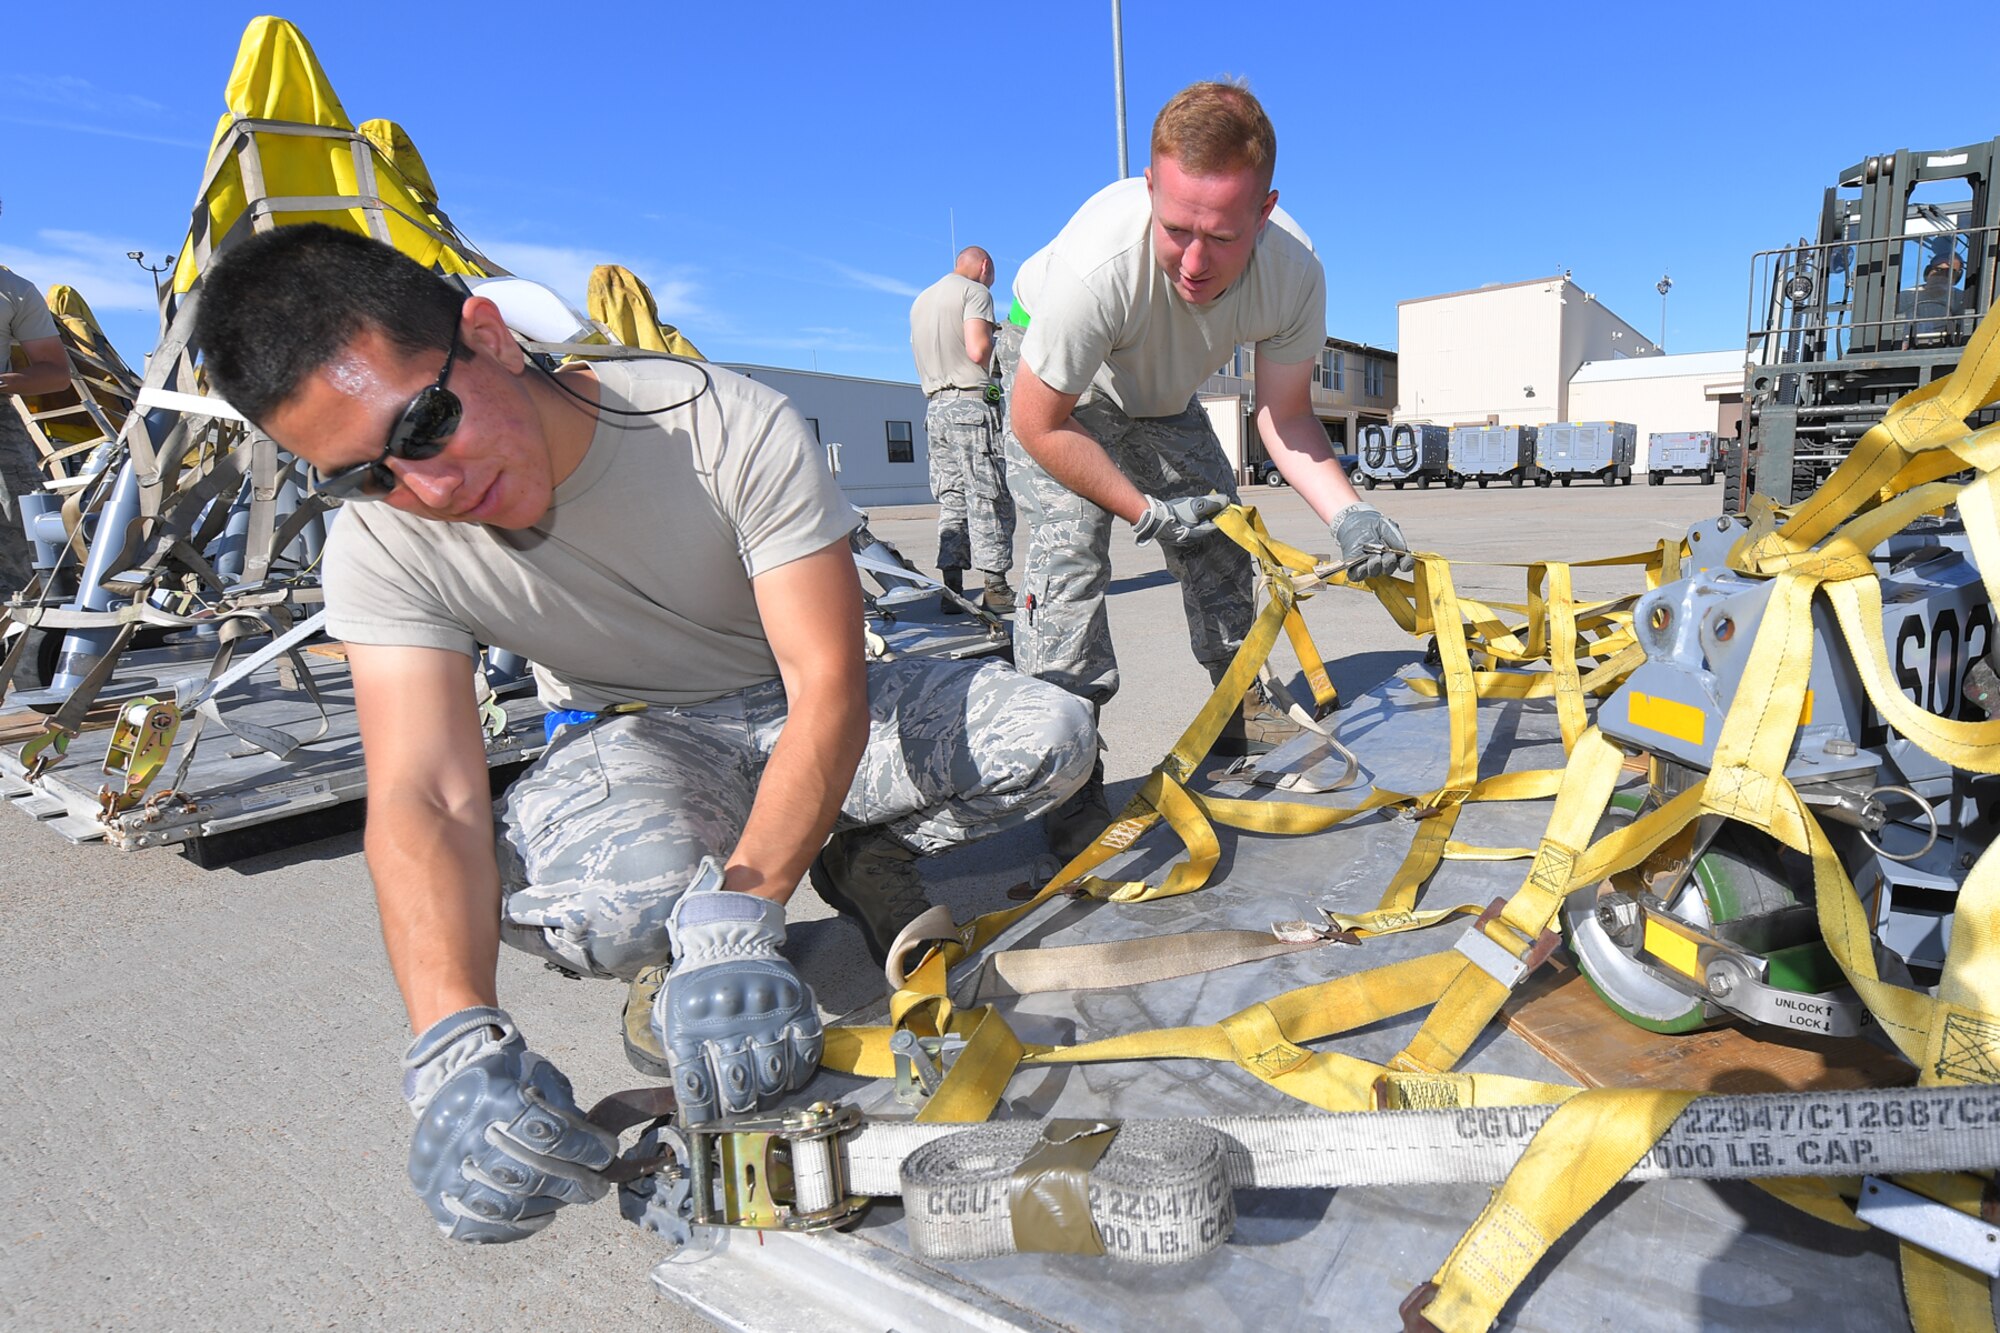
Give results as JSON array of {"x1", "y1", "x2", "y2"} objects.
[
  {"x1": 826, "y1": 262, "x2": 920, "y2": 298},
  {"x1": 2, "y1": 73, "x2": 166, "y2": 117},
  {"x1": 730, "y1": 325, "x2": 897, "y2": 355},
  {"x1": 0, "y1": 114, "x2": 203, "y2": 150},
  {"x1": 0, "y1": 230, "x2": 167, "y2": 312},
  {"x1": 477, "y1": 238, "x2": 707, "y2": 322}
]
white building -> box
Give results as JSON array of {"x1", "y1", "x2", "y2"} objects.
[
  {"x1": 723, "y1": 364, "x2": 935, "y2": 508},
  {"x1": 1395, "y1": 275, "x2": 1661, "y2": 428},
  {"x1": 1567, "y1": 351, "x2": 1747, "y2": 472}
]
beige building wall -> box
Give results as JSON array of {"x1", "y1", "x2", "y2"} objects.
[
  {"x1": 1198, "y1": 336, "x2": 1395, "y2": 474},
  {"x1": 1198, "y1": 394, "x2": 1248, "y2": 472},
  {"x1": 1396, "y1": 276, "x2": 1660, "y2": 428}
]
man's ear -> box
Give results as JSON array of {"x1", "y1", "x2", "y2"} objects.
[
  {"x1": 460, "y1": 295, "x2": 525, "y2": 373},
  {"x1": 1257, "y1": 188, "x2": 1278, "y2": 231}
]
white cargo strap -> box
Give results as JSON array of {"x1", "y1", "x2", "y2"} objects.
[{"x1": 793, "y1": 1085, "x2": 2000, "y2": 1262}]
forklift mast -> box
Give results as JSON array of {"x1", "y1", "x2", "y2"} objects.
[{"x1": 1730, "y1": 138, "x2": 2000, "y2": 511}]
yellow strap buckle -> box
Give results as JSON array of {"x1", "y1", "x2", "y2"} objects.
[
  {"x1": 97, "y1": 697, "x2": 182, "y2": 816},
  {"x1": 1454, "y1": 897, "x2": 1563, "y2": 990}
]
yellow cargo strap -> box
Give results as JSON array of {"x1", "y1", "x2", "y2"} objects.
[
  {"x1": 829, "y1": 303, "x2": 2000, "y2": 1328},
  {"x1": 846, "y1": 503, "x2": 1661, "y2": 1096},
  {"x1": 1415, "y1": 310, "x2": 2000, "y2": 1331}
]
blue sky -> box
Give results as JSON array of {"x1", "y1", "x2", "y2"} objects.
[{"x1": 4, "y1": 2, "x2": 1998, "y2": 385}]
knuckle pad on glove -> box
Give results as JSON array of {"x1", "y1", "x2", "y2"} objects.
[
  {"x1": 406, "y1": 1043, "x2": 609, "y2": 1241},
  {"x1": 707, "y1": 1041, "x2": 761, "y2": 1113},
  {"x1": 671, "y1": 1059, "x2": 718, "y2": 1122}
]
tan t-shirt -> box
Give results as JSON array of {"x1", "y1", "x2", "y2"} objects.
[
  {"x1": 1014, "y1": 177, "x2": 1325, "y2": 418},
  {"x1": 324, "y1": 357, "x2": 860, "y2": 710},
  {"x1": 0, "y1": 267, "x2": 59, "y2": 347},
  {"x1": 909, "y1": 272, "x2": 995, "y2": 395}
]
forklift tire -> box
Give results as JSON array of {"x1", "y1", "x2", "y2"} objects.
[
  {"x1": 1621, "y1": 472, "x2": 1633, "y2": 485},
  {"x1": 1363, "y1": 475, "x2": 1377, "y2": 490},
  {"x1": 1418, "y1": 477, "x2": 1429, "y2": 490},
  {"x1": 1603, "y1": 471, "x2": 1617, "y2": 486},
  {"x1": 1536, "y1": 474, "x2": 1552, "y2": 488},
  {"x1": 1650, "y1": 472, "x2": 1665, "y2": 486},
  {"x1": 1702, "y1": 468, "x2": 1715, "y2": 485},
  {"x1": 1511, "y1": 473, "x2": 1524, "y2": 488}
]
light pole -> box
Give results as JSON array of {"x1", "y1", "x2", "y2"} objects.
[
  {"x1": 1656, "y1": 273, "x2": 1673, "y2": 351},
  {"x1": 1111, "y1": 0, "x2": 1129, "y2": 178},
  {"x1": 127, "y1": 250, "x2": 172, "y2": 303}
]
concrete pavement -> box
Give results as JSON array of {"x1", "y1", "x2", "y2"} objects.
[{"x1": 0, "y1": 479, "x2": 1726, "y2": 1329}]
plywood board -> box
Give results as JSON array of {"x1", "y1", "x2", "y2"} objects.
[{"x1": 1503, "y1": 962, "x2": 1913, "y2": 1093}]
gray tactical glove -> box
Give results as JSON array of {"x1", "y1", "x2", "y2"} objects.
[
  {"x1": 1328, "y1": 501, "x2": 1415, "y2": 579},
  {"x1": 661, "y1": 860, "x2": 825, "y2": 1124},
  {"x1": 402, "y1": 1006, "x2": 615, "y2": 1243},
  {"x1": 1131, "y1": 492, "x2": 1228, "y2": 546}
]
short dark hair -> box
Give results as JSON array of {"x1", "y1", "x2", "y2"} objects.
[{"x1": 192, "y1": 223, "x2": 463, "y2": 423}]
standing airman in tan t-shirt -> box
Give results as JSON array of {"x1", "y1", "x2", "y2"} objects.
[
  {"x1": 909, "y1": 246, "x2": 1016, "y2": 613},
  {"x1": 1001, "y1": 81, "x2": 1414, "y2": 856}
]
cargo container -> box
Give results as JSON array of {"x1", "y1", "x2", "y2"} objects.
[
  {"x1": 1646, "y1": 430, "x2": 1717, "y2": 485},
  {"x1": 1538, "y1": 420, "x2": 1636, "y2": 486},
  {"x1": 1357, "y1": 422, "x2": 1451, "y2": 489},
  {"x1": 1447, "y1": 424, "x2": 1541, "y2": 488}
]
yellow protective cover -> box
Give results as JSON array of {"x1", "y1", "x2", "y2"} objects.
[
  {"x1": 587, "y1": 264, "x2": 705, "y2": 360},
  {"x1": 15, "y1": 284, "x2": 137, "y2": 445},
  {"x1": 356, "y1": 118, "x2": 440, "y2": 210},
  {"x1": 170, "y1": 16, "x2": 490, "y2": 294}
]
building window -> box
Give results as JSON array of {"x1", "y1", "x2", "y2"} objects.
[
  {"x1": 1318, "y1": 347, "x2": 1343, "y2": 391},
  {"x1": 887, "y1": 420, "x2": 914, "y2": 463},
  {"x1": 1364, "y1": 358, "x2": 1384, "y2": 398},
  {"x1": 805, "y1": 417, "x2": 821, "y2": 443}
]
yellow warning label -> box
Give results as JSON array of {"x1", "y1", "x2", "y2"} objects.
[
  {"x1": 1643, "y1": 917, "x2": 1703, "y2": 980},
  {"x1": 1800, "y1": 689, "x2": 1814, "y2": 726},
  {"x1": 1627, "y1": 692, "x2": 1706, "y2": 746}
]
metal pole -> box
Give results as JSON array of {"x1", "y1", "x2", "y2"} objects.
[
  {"x1": 1656, "y1": 273, "x2": 1673, "y2": 351},
  {"x1": 1111, "y1": 0, "x2": 1129, "y2": 178}
]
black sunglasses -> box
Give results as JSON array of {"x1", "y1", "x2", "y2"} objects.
[{"x1": 313, "y1": 314, "x2": 466, "y2": 500}]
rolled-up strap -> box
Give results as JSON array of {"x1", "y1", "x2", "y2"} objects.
[{"x1": 899, "y1": 1120, "x2": 1232, "y2": 1264}]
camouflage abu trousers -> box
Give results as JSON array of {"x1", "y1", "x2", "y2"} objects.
[
  {"x1": 494, "y1": 655, "x2": 1095, "y2": 979},
  {"x1": 998, "y1": 386, "x2": 1251, "y2": 707},
  {"x1": 0, "y1": 407, "x2": 43, "y2": 599},
  {"x1": 925, "y1": 391, "x2": 1014, "y2": 574}
]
